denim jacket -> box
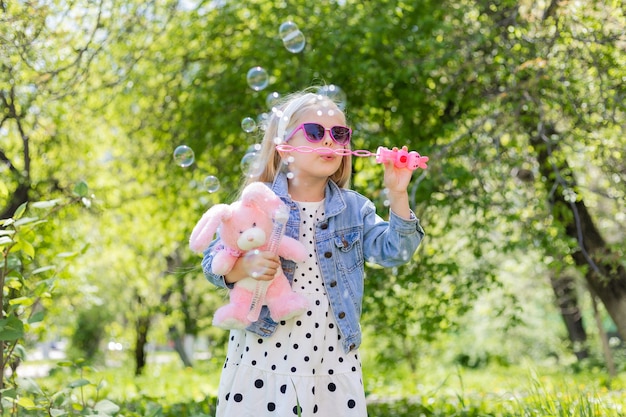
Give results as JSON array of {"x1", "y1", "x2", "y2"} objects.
[{"x1": 201, "y1": 172, "x2": 425, "y2": 352}]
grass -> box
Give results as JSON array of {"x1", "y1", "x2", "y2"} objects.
[{"x1": 9, "y1": 353, "x2": 626, "y2": 416}]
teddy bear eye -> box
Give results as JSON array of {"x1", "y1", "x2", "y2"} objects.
[{"x1": 252, "y1": 222, "x2": 256, "y2": 227}]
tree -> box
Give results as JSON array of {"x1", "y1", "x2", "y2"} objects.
[{"x1": 2, "y1": 0, "x2": 623, "y2": 381}]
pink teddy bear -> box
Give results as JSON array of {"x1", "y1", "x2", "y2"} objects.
[{"x1": 189, "y1": 182, "x2": 308, "y2": 330}]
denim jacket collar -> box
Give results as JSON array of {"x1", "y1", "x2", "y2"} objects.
[{"x1": 270, "y1": 171, "x2": 346, "y2": 218}]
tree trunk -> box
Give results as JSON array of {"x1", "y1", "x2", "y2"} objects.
[
  {"x1": 591, "y1": 293, "x2": 616, "y2": 378},
  {"x1": 531, "y1": 130, "x2": 626, "y2": 341},
  {"x1": 549, "y1": 273, "x2": 588, "y2": 360},
  {"x1": 169, "y1": 326, "x2": 193, "y2": 368},
  {"x1": 134, "y1": 314, "x2": 151, "y2": 376}
]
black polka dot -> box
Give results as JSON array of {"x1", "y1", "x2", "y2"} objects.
[
  {"x1": 293, "y1": 405, "x2": 302, "y2": 415},
  {"x1": 267, "y1": 402, "x2": 276, "y2": 411},
  {"x1": 280, "y1": 384, "x2": 287, "y2": 394},
  {"x1": 254, "y1": 379, "x2": 264, "y2": 388},
  {"x1": 347, "y1": 399, "x2": 356, "y2": 408},
  {"x1": 328, "y1": 383, "x2": 336, "y2": 392},
  {"x1": 233, "y1": 393, "x2": 243, "y2": 402}
]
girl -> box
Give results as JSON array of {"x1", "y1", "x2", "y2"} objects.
[{"x1": 201, "y1": 88, "x2": 425, "y2": 416}]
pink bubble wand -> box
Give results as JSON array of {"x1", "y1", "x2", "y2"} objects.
[
  {"x1": 275, "y1": 145, "x2": 429, "y2": 170},
  {"x1": 247, "y1": 205, "x2": 290, "y2": 322}
]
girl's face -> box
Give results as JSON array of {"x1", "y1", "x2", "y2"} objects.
[{"x1": 280, "y1": 106, "x2": 348, "y2": 184}]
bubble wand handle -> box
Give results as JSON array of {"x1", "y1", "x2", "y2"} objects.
[{"x1": 247, "y1": 205, "x2": 290, "y2": 322}]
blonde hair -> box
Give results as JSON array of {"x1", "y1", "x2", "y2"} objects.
[{"x1": 243, "y1": 88, "x2": 352, "y2": 189}]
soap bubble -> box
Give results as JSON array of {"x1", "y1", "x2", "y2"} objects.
[
  {"x1": 203, "y1": 175, "x2": 220, "y2": 193},
  {"x1": 241, "y1": 117, "x2": 257, "y2": 133},
  {"x1": 247, "y1": 66, "x2": 269, "y2": 91},
  {"x1": 316, "y1": 84, "x2": 347, "y2": 110},
  {"x1": 243, "y1": 250, "x2": 265, "y2": 278},
  {"x1": 279, "y1": 21, "x2": 299, "y2": 39},
  {"x1": 283, "y1": 30, "x2": 305, "y2": 53},
  {"x1": 241, "y1": 152, "x2": 264, "y2": 178},
  {"x1": 247, "y1": 143, "x2": 262, "y2": 154},
  {"x1": 266, "y1": 91, "x2": 281, "y2": 109},
  {"x1": 173, "y1": 145, "x2": 194, "y2": 167},
  {"x1": 257, "y1": 112, "x2": 270, "y2": 131}
]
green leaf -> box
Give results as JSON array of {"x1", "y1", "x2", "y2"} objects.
[
  {"x1": 30, "y1": 199, "x2": 63, "y2": 209},
  {"x1": 17, "y1": 377, "x2": 45, "y2": 395},
  {"x1": 28, "y1": 311, "x2": 45, "y2": 324},
  {"x1": 0, "y1": 218, "x2": 15, "y2": 227},
  {"x1": 16, "y1": 397, "x2": 36, "y2": 409},
  {"x1": 0, "y1": 316, "x2": 25, "y2": 341},
  {"x1": 73, "y1": 181, "x2": 89, "y2": 197},
  {"x1": 14, "y1": 203, "x2": 28, "y2": 220},
  {"x1": 15, "y1": 240, "x2": 35, "y2": 258},
  {"x1": 2, "y1": 388, "x2": 18, "y2": 400},
  {"x1": 9, "y1": 297, "x2": 34, "y2": 307},
  {"x1": 56, "y1": 251, "x2": 80, "y2": 259},
  {"x1": 94, "y1": 399, "x2": 120, "y2": 415},
  {"x1": 13, "y1": 217, "x2": 41, "y2": 227},
  {"x1": 68, "y1": 378, "x2": 90, "y2": 389},
  {"x1": 32, "y1": 265, "x2": 56, "y2": 275}
]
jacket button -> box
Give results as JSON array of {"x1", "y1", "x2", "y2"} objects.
[
  {"x1": 324, "y1": 251, "x2": 332, "y2": 258},
  {"x1": 330, "y1": 281, "x2": 337, "y2": 287},
  {"x1": 320, "y1": 223, "x2": 328, "y2": 230},
  {"x1": 338, "y1": 312, "x2": 346, "y2": 319}
]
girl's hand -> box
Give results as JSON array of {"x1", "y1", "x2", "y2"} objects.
[
  {"x1": 225, "y1": 250, "x2": 281, "y2": 284},
  {"x1": 382, "y1": 146, "x2": 414, "y2": 220},
  {"x1": 241, "y1": 250, "x2": 281, "y2": 281},
  {"x1": 383, "y1": 146, "x2": 414, "y2": 193}
]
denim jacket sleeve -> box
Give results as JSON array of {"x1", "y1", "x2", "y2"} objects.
[{"x1": 360, "y1": 199, "x2": 425, "y2": 267}]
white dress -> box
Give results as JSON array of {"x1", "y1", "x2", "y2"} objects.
[{"x1": 215, "y1": 200, "x2": 367, "y2": 417}]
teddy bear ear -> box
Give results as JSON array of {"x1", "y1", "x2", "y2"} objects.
[
  {"x1": 189, "y1": 204, "x2": 232, "y2": 253},
  {"x1": 240, "y1": 182, "x2": 283, "y2": 214}
]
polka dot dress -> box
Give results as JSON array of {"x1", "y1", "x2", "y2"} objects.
[{"x1": 215, "y1": 200, "x2": 367, "y2": 417}]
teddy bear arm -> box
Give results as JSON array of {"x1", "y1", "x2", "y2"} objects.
[
  {"x1": 277, "y1": 236, "x2": 308, "y2": 262},
  {"x1": 211, "y1": 250, "x2": 239, "y2": 276}
]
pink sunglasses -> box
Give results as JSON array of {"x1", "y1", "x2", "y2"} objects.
[{"x1": 285, "y1": 123, "x2": 352, "y2": 145}]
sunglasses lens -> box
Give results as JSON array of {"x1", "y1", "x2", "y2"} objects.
[
  {"x1": 331, "y1": 127, "x2": 351, "y2": 144},
  {"x1": 303, "y1": 123, "x2": 326, "y2": 142}
]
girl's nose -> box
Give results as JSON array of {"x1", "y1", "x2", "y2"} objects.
[{"x1": 322, "y1": 132, "x2": 333, "y2": 146}]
